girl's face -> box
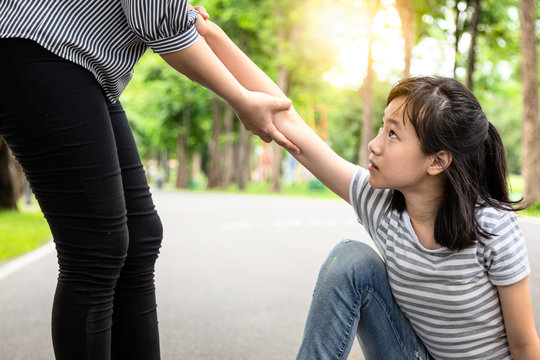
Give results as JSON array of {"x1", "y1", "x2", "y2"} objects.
[{"x1": 367, "y1": 97, "x2": 433, "y2": 192}]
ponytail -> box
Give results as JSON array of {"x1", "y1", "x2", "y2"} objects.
[
  {"x1": 483, "y1": 122, "x2": 508, "y2": 202},
  {"x1": 482, "y1": 122, "x2": 524, "y2": 209}
]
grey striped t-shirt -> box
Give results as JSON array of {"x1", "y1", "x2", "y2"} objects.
[
  {"x1": 349, "y1": 166, "x2": 530, "y2": 360},
  {"x1": 0, "y1": 0, "x2": 200, "y2": 103}
]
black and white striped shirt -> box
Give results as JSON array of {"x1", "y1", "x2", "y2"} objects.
[
  {"x1": 350, "y1": 167, "x2": 530, "y2": 359},
  {"x1": 0, "y1": 0, "x2": 200, "y2": 102}
]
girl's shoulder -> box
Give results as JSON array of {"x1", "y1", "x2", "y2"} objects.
[{"x1": 475, "y1": 204, "x2": 520, "y2": 234}]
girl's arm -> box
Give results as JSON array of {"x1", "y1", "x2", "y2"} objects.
[
  {"x1": 159, "y1": 30, "x2": 298, "y2": 153},
  {"x1": 195, "y1": 15, "x2": 357, "y2": 202},
  {"x1": 497, "y1": 277, "x2": 540, "y2": 359}
]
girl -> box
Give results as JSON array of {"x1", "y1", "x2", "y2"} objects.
[{"x1": 193, "y1": 12, "x2": 540, "y2": 360}]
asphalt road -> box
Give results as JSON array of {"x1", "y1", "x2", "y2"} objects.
[{"x1": 0, "y1": 191, "x2": 538, "y2": 360}]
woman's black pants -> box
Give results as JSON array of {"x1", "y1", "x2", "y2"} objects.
[{"x1": 0, "y1": 38, "x2": 163, "y2": 360}]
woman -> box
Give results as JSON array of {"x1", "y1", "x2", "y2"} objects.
[{"x1": 0, "y1": 1, "x2": 297, "y2": 359}]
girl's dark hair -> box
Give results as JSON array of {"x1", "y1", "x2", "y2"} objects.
[{"x1": 387, "y1": 76, "x2": 522, "y2": 251}]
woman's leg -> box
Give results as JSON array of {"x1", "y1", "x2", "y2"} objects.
[
  {"x1": 0, "y1": 38, "x2": 159, "y2": 359},
  {"x1": 107, "y1": 102, "x2": 163, "y2": 360},
  {"x1": 296, "y1": 240, "x2": 432, "y2": 360}
]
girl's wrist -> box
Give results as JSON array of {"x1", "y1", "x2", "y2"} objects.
[{"x1": 224, "y1": 86, "x2": 248, "y2": 112}]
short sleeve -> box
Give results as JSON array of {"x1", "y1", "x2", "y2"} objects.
[
  {"x1": 349, "y1": 166, "x2": 393, "y2": 240},
  {"x1": 122, "y1": 0, "x2": 200, "y2": 54},
  {"x1": 483, "y1": 211, "x2": 530, "y2": 286}
]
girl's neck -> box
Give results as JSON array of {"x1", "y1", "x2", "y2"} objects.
[{"x1": 402, "y1": 181, "x2": 445, "y2": 250}]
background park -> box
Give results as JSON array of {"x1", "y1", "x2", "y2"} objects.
[{"x1": 1, "y1": 0, "x2": 540, "y2": 359}]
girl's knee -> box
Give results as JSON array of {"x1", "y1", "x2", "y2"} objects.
[
  {"x1": 321, "y1": 240, "x2": 385, "y2": 285},
  {"x1": 330, "y1": 240, "x2": 382, "y2": 268}
]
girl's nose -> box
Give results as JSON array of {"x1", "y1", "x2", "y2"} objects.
[{"x1": 368, "y1": 132, "x2": 382, "y2": 155}]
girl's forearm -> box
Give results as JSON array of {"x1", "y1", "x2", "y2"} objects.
[
  {"x1": 198, "y1": 19, "x2": 357, "y2": 201},
  {"x1": 201, "y1": 21, "x2": 286, "y2": 98},
  {"x1": 274, "y1": 109, "x2": 357, "y2": 202}
]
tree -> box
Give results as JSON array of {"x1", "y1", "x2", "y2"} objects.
[
  {"x1": 465, "y1": 0, "x2": 480, "y2": 89},
  {"x1": 359, "y1": 1, "x2": 381, "y2": 168},
  {"x1": 519, "y1": 0, "x2": 540, "y2": 202},
  {"x1": 396, "y1": 0, "x2": 416, "y2": 77},
  {"x1": 0, "y1": 139, "x2": 23, "y2": 209},
  {"x1": 176, "y1": 102, "x2": 191, "y2": 188},
  {"x1": 207, "y1": 96, "x2": 224, "y2": 188}
]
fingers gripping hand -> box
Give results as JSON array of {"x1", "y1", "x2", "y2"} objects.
[{"x1": 235, "y1": 91, "x2": 300, "y2": 154}]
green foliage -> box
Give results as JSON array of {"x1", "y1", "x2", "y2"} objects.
[
  {"x1": 520, "y1": 201, "x2": 540, "y2": 217},
  {"x1": 121, "y1": 51, "x2": 213, "y2": 161},
  {"x1": 119, "y1": 0, "x2": 532, "y2": 189},
  {"x1": 0, "y1": 210, "x2": 51, "y2": 263}
]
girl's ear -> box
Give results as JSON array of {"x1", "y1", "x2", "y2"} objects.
[{"x1": 428, "y1": 150, "x2": 452, "y2": 175}]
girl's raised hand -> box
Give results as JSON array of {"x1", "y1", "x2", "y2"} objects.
[{"x1": 189, "y1": 4, "x2": 209, "y2": 20}]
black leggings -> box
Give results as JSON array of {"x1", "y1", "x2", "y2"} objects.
[{"x1": 0, "y1": 38, "x2": 163, "y2": 360}]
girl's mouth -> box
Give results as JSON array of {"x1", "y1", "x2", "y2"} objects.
[{"x1": 368, "y1": 160, "x2": 379, "y2": 171}]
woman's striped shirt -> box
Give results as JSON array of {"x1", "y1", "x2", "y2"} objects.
[
  {"x1": 0, "y1": 0, "x2": 200, "y2": 103},
  {"x1": 349, "y1": 166, "x2": 530, "y2": 360}
]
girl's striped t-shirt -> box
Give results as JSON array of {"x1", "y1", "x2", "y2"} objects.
[
  {"x1": 349, "y1": 166, "x2": 530, "y2": 360},
  {"x1": 0, "y1": 0, "x2": 200, "y2": 103}
]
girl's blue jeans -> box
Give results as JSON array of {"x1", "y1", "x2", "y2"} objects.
[{"x1": 296, "y1": 240, "x2": 434, "y2": 360}]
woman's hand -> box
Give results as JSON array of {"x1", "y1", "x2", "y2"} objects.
[
  {"x1": 231, "y1": 90, "x2": 299, "y2": 153},
  {"x1": 185, "y1": 3, "x2": 300, "y2": 153}
]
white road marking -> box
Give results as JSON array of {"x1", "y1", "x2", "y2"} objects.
[
  {"x1": 0, "y1": 241, "x2": 54, "y2": 281},
  {"x1": 220, "y1": 222, "x2": 252, "y2": 230}
]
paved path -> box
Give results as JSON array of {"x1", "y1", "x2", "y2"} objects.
[{"x1": 0, "y1": 191, "x2": 539, "y2": 359}]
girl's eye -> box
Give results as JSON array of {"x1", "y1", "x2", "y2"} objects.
[{"x1": 389, "y1": 130, "x2": 397, "y2": 139}]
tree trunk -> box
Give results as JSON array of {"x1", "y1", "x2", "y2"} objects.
[
  {"x1": 207, "y1": 96, "x2": 223, "y2": 188},
  {"x1": 176, "y1": 104, "x2": 191, "y2": 189},
  {"x1": 454, "y1": 2, "x2": 463, "y2": 78},
  {"x1": 396, "y1": 0, "x2": 415, "y2": 78},
  {"x1": 270, "y1": 63, "x2": 290, "y2": 192},
  {"x1": 466, "y1": 0, "x2": 480, "y2": 90},
  {"x1": 359, "y1": 10, "x2": 376, "y2": 168},
  {"x1": 221, "y1": 105, "x2": 235, "y2": 188},
  {"x1": 236, "y1": 126, "x2": 252, "y2": 191},
  {"x1": 519, "y1": 0, "x2": 540, "y2": 202},
  {"x1": 0, "y1": 139, "x2": 18, "y2": 209}
]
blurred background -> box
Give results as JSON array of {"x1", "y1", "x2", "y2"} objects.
[
  {"x1": 1, "y1": 1, "x2": 540, "y2": 358},
  {"x1": 2, "y1": 0, "x2": 540, "y2": 288},
  {"x1": 2, "y1": 0, "x2": 540, "y2": 220}
]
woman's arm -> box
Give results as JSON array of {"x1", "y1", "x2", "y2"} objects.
[
  {"x1": 497, "y1": 277, "x2": 540, "y2": 359},
  {"x1": 194, "y1": 15, "x2": 357, "y2": 202}
]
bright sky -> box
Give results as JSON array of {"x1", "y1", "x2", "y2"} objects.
[{"x1": 322, "y1": 0, "x2": 455, "y2": 90}]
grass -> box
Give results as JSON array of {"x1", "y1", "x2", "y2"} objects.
[
  {"x1": 508, "y1": 174, "x2": 540, "y2": 217},
  {"x1": 162, "y1": 177, "x2": 340, "y2": 199},
  {"x1": 0, "y1": 209, "x2": 51, "y2": 263}
]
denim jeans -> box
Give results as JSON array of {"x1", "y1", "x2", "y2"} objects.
[{"x1": 297, "y1": 240, "x2": 433, "y2": 360}]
